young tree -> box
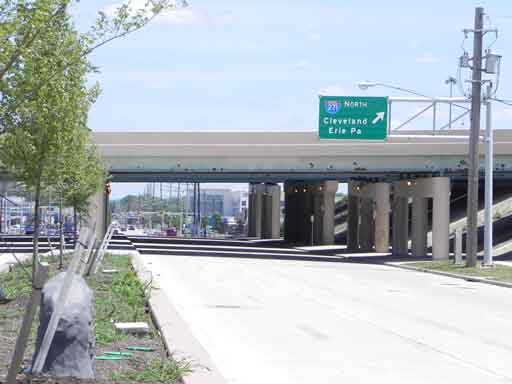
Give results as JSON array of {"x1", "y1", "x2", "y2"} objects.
[
  {"x1": 0, "y1": 0, "x2": 181, "y2": 278},
  {"x1": 61, "y1": 142, "x2": 108, "y2": 238},
  {"x1": 50, "y1": 126, "x2": 107, "y2": 258},
  {"x1": 2, "y1": 2, "x2": 187, "y2": 378},
  {"x1": 0, "y1": 7, "x2": 91, "y2": 279}
]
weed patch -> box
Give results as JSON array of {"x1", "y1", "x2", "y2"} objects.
[
  {"x1": 111, "y1": 353, "x2": 193, "y2": 383},
  {"x1": 408, "y1": 260, "x2": 512, "y2": 283}
]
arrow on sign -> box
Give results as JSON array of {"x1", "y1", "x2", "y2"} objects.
[{"x1": 372, "y1": 112, "x2": 385, "y2": 124}]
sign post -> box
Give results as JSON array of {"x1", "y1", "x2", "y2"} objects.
[{"x1": 318, "y1": 96, "x2": 388, "y2": 140}]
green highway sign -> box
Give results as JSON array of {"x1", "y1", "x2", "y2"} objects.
[{"x1": 318, "y1": 96, "x2": 388, "y2": 140}]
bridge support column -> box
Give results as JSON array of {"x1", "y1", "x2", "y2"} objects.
[
  {"x1": 359, "y1": 198, "x2": 374, "y2": 251},
  {"x1": 392, "y1": 183, "x2": 409, "y2": 256},
  {"x1": 312, "y1": 181, "x2": 338, "y2": 245},
  {"x1": 349, "y1": 181, "x2": 390, "y2": 252},
  {"x1": 374, "y1": 183, "x2": 391, "y2": 253},
  {"x1": 248, "y1": 183, "x2": 264, "y2": 238},
  {"x1": 262, "y1": 183, "x2": 281, "y2": 239},
  {"x1": 411, "y1": 197, "x2": 428, "y2": 257},
  {"x1": 431, "y1": 177, "x2": 450, "y2": 260},
  {"x1": 283, "y1": 182, "x2": 296, "y2": 243},
  {"x1": 394, "y1": 177, "x2": 450, "y2": 260},
  {"x1": 347, "y1": 182, "x2": 360, "y2": 250}
]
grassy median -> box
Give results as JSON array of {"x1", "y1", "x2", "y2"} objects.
[
  {"x1": 408, "y1": 261, "x2": 512, "y2": 283},
  {"x1": 0, "y1": 253, "x2": 191, "y2": 383}
]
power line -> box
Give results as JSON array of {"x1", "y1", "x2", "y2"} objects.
[{"x1": 492, "y1": 98, "x2": 512, "y2": 107}]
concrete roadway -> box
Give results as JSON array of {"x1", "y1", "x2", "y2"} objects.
[{"x1": 143, "y1": 246, "x2": 512, "y2": 384}]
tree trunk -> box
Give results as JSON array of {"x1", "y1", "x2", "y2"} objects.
[
  {"x1": 73, "y1": 205, "x2": 77, "y2": 246},
  {"x1": 32, "y1": 180, "x2": 42, "y2": 282},
  {"x1": 59, "y1": 195, "x2": 64, "y2": 269}
]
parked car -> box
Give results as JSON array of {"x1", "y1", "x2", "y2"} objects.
[
  {"x1": 24, "y1": 224, "x2": 34, "y2": 235},
  {"x1": 47, "y1": 225, "x2": 58, "y2": 236},
  {"x1": 166, "y1": 227, "x2": 177, "y2": 237}
]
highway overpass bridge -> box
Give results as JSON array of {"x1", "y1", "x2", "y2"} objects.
[
  {"x1": 4, "y1": 129, "x2": 512, "y2": 260},
  {"x1": 86, "y1": 129, "x2": 512, "y2": 260},
  {"x1": 93, "y1": 129, "x2": 512, "y2": 182}
]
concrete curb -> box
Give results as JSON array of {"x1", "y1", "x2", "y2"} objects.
[
  {"x1": 385, "y1": 262, "x2": 512, "y2": 289},
  {"x1": 131, "y1": 252, "x2": 227, "y2": 384}
]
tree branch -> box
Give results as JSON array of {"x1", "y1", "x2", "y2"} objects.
[{"x1": 0, "y1": 2, "x2": 69, "y2": 82}]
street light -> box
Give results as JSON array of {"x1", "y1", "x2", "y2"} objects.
[
  {"x1": 357, "y1": 81, "x2": 434, "y2": 132},
  {"x1": 445, "y1": 76, "x2": 457, "y2": 129},
  {"x1": 357, "y1": 81, "x2": 431, "y2": 98}
]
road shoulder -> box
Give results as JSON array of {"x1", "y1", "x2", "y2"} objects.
[{"x1": 131, "y1": 251, "x2": 227, "y2": 384}]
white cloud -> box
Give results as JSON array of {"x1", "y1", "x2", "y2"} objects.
[
  {"x1": 318, "y1": 84, "x2": 349, "y2": 96},
  {"x1": 416, "y1": 52, "x2": 440, "y2": 64},
  {"x1": 159, "y1": 8, "x2": 232, "y2": 25},
  {"x1": 307, "y1": 32, "x2": 321, "y2": 41},
  {"x1": 304, "y1": 23, "x2": 320, "y2": 41},
  {"x1": 409, "y1": 39, "x2": 421, "y2": 49},
  {"x1": 103, "y1": 1, "x2": 232, "y2": 26},
  {"x1": 294, "y1": 59, "x2": 311, "y2": 69}
]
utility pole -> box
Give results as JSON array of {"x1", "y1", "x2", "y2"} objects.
[{"x1": 466, "y1": 6, "x2": 484, "y2": 267}]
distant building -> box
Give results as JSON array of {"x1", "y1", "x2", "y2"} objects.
[{"x1": 187, "y1": 189, "x2": 243, "y2": 218}]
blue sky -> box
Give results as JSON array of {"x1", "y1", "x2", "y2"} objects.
[{"x1": 70, "y1": 0, "x2": 512, "y2": 197}]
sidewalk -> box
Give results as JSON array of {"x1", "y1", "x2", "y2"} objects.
[{"x1": 0, "y1": 253, "x2": 31, "y2": 273}]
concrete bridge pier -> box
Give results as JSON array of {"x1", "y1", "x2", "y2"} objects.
[
  {"x1": 347, "y1": 185, "x2": 360, "y2": 251},
  {"x1": 248, "y1": 183, "x2": 281, "y2": 239},
  {"x1": 248, "y1": 183, "x2": 265, "y2": 238},
  {"x1": 348, "y1": 181, "x2": 391, "y2": 253},
  {"x1": 392, "y1": 193, "x2": 409, "y2": 257},
  {"x1": 262, "y1": 183, "x2": 281, "y2": 239},
  {"x1": 284, "y1": 181, "x2": 338, "y2": 245},
  {"x1": 411, "y1": 197, "x2": 428, "y2": 257},
  {"x1": 394, "y1": 177, "x2": 450, "y2": 260},
  {"x1": 359, "y1": 197, "x2": 375, "y2": 251},
  {"x1": 374, "y1": 183, "x2": 391, "y2": 253},
  {"x1": 311, "y1": 181, "x2": 338, "y2": 245}
]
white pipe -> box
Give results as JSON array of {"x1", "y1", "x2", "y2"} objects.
[
  {"x1": 388, "y1": 96, "x2": 470, "y2": 103},
  {"x1": 484, "y1": 88, "x2": 493, "y2": 266}
]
